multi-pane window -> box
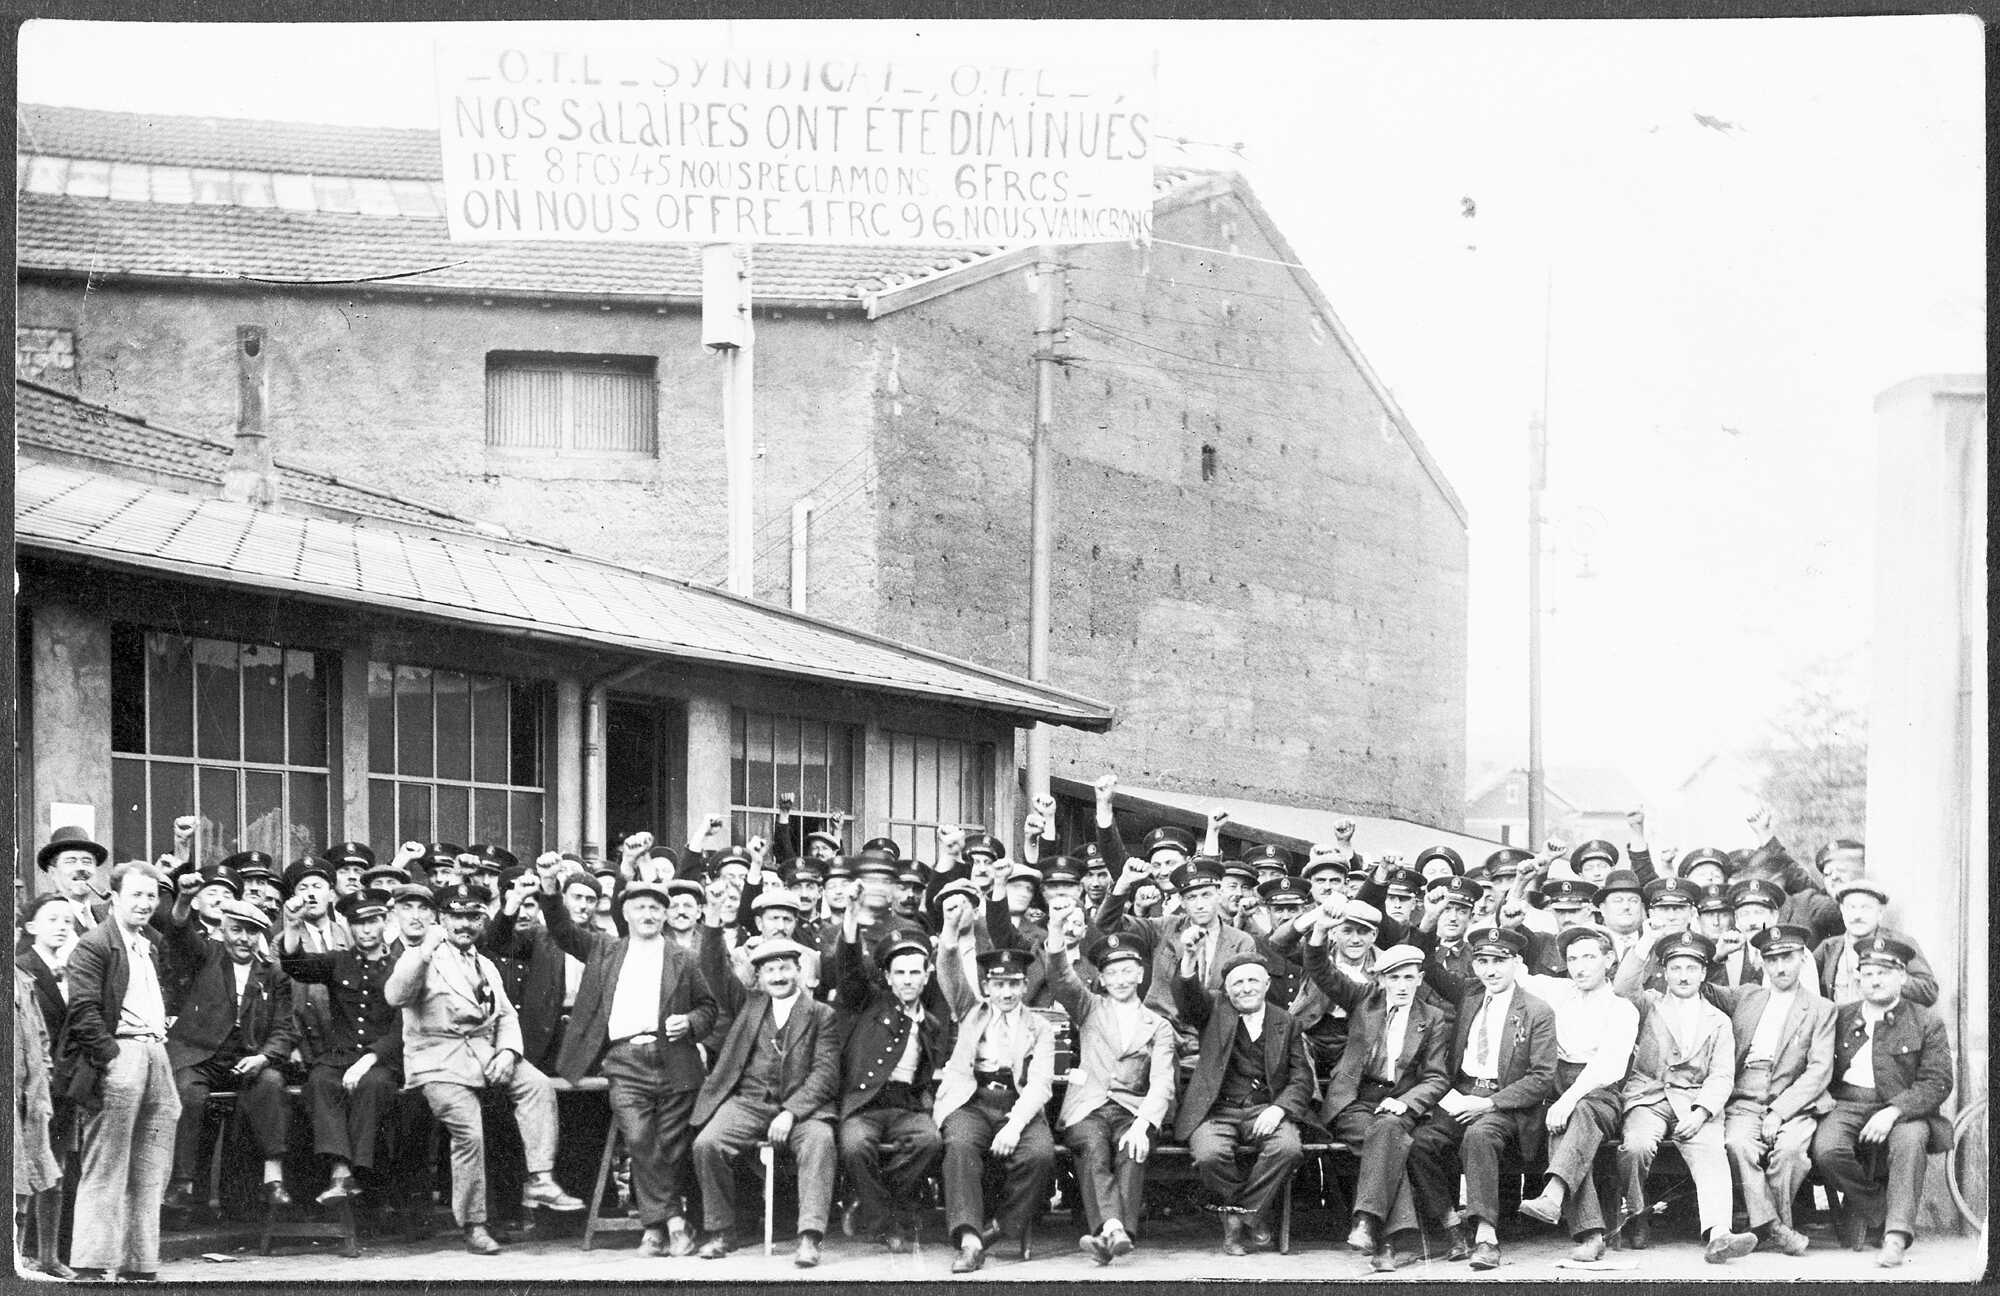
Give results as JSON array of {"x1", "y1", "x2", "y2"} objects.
[
  {"x1": 728, "y1": 710, "x2": 858, "y2": 849},
  {"x1": 882, "y1": 730, "x2": 996, "y2": 863},
  {"x1": 367, "y1": 663, "x2": 547, "y2": 854},
  {"x1": 16, "y1": 326, "x2": 76, "y2": 389},
  {"x1": 486, "y1": 353, "x2": 658, "y2": 455},
  {"x1": 110, "y1": 627, "x2": 330, "y2": 864}
]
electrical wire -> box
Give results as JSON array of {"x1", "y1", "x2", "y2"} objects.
[
  {"x1": 1068, "y1": 313, "x2": 1344, "y2": 381},
  {"x1": 1062, "y1": 264, "x2": 1320, "y2": 308}
]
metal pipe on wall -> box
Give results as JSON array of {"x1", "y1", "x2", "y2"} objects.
[
  {"x1": 789, "y1": 496, "x2": 815, "y2": 612},
  {"x1": 582, "y1": 663, "x2": 652, "y2": 861}
]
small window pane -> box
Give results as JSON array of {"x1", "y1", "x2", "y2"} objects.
[
  {"x1": 147, "y1": 632, "x2": 194, "y2": 757},
  {"x1": 913, "y1": 736, "x2": 939, "y2": 826},
  {"x1": 289, "y1": 773, "x2": 327, "y2": 860},
  {"x1": 396, "y1": 665, "x2": 434, "y2": 777},
  {"x1": 775, "y1": 719, "x2": 801, "y2": 807},
  {"x1": 199, "y1": 766, "x2": 240, "y2": 858},
  {"x1": 470, "y1": 674, "x2": 509, "y2": 784},
  {"x1": 352, "y1": 177, "x2": 400, "y2": 216},
  {"x1": 65, "y1": 159, "x2": 111, "y2": 198},
  {"x1": 369, "y1": 778, "x2": 396, "y2": 855},
  {"x1": 193, "y1": 638, "x2": 241, "y2": 761},
  {"x1": 390, "y1": 179, "x2": 440, "y2": 217},
  {"x1": 436, "y1": 784, "x2": 470, "y2": 845},
  {"x1": 829, "y1": 729, "x2": 852, "y2": 817},
  {"x1": 113, "y1": 757, "x2": 148, "y2": 862},
  {"x1": 434, "y1": 670, "x2": 471, "y2": 782},
  {"x1": 397, "y1": 783, "x2": 432, "y2": 846},
  {"x1": 473, "y1": 788, "x2": 509, "y2": 850},
  {"x1": 312, "y1": 175, "x2": 358, "y2": 213},
  {"x1": 510, "y1": 791, "x2": 544, "y2": 854},
  {"x1": 368, "y1": 661, "x2": 395, "y2": 774},
  {"x1": 149, "y1": 763, "x2": 193, "y2": 863},
  {"x1": 111, "y1": 624, "x2": 146, "y2": 754},
  {"x1": 272, "y1": 173, "x2": 315, "y2": 210},
  {"x1": 745, "y1": 712, "x2": 774, "y2": 808},
  {"x1": 149, "y1": 166, "x2": 193, "y2": 203},
  {"x1": 241, "y1": 644, "x2": 285, "y2": 765},
  {"x1": 233, "y1": 171, "x2": 274, "y2": 207},
  {"x1": 190, "y1": 168, "x2": 233, "y2": 205},
  {"x1": 242, "y1": 770, "x2": 285, "y2": 857},
  {"x1": 802, "y1": 724, "x2": 828, "y2": 812},
  {"x1": 25, "y1": 156, "x2": 66, "y2": 194},
  {"x1": 108, "y1": 162, "x2": 150, "y2": 203},
  {"x1": 729, "y1": 710, "x2": 747, "y2": 804},
  {"x1": 510, "y1": 682, "x2": 543, "y2": 788},
  {"x1": 286, "y1": 650, "x2": 327, "y2": 767}
]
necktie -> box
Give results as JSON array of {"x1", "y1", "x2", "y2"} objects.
[
  {"x1": 1373, "y1": 1005, "x2": 1402, "y2": 1080},
  {"x1": 1195, "y1": 929, "x2": 1211, "y2": 982},
  {"x1": 1472, "y1": 997, "x2": 1496, "y2": 1071}
]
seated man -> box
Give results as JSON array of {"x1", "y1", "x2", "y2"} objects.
[
  {"x1": 1513, "y1": 926, "x2": 1640, "y2": 1261},
  {"x1": 385, "y1": 882, "x2": 582, "y2": 1255},
  {"x1": 159, "y1": 886, "x2": 297, "y2": 1212},
  {"x1": 1044, "y1": 917, "x2": 1175, "y2": 1266},
  {"x1": 1407, "y1": 926, "x2": 1557, "y2": 1271},
  {"x1": 1303, "y1": 932, "x2": 1451, "y2": 1272},
  {"x1": 690, "y1": 939, "x2": 839, "y2": 1266},
  {"x1": 1173, "y1": 944, "x2": 1323, "y2": 1256},
  {"x1": 1609, "y1": 929, "x2": 1758, "y2": 1261},
  {"x1": 1810, "y1": 935, "x2": 1953, "y2": 1268},
  {"x1": 1816, "y1": 880, "x2": 1939, "y2": 1007},
  {"x1": 934, "y1": 945, "x2": 1057, "y2": 1274}
]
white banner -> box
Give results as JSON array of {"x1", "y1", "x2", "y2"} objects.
[{"x1": 434, "y1": 44, "x2": 1157, "y2": 246}]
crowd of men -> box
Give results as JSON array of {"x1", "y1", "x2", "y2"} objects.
[{"x1": 13, "y1": 781, "x2": 1957, "y2": 1278}]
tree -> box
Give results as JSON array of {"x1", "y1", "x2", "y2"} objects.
[{"x1": 1752, "y1": 657, "x2": 1868, "y2": 856}]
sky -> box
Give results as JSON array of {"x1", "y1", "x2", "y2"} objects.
[{"x1": 17, "y1": 17, "x2": 1987, "y2": 806}]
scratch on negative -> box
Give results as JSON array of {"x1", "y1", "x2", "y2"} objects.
[{"x1": 235, "y1": 259, "x2": 474, "y2": 287}]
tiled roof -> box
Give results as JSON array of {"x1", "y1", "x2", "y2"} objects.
[
  {"x1": 15, "y1": 379, "x2": 531, "y2": 543},
  {"x1": 16, "y1": 458, "x2": 1115, "y2": 730},
  {"x1": 1050, "y1": 776, "x2": 1499, "y2": 858},
  {"x1": 16, "y1": 104, "x2": 1220, "y2": 305}
]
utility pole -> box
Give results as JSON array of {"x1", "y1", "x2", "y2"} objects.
[
  {"x1": 1025, "y1": 247, "x2": 1063, "y2": 807},
  {"x1": 704, "y1": 243, "x2": 755, "y2": 596},
  {"x1": 1527, "y1": 266, "x2": 1552, "y2": 849}
]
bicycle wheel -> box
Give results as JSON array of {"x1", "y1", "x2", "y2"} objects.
[{"x1": 1947, "y1": 1099, "x2": 1986, "y2": 1233}]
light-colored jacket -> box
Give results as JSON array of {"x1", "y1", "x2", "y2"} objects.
[
  {"x1": 933, "y1": 940, "x2": 1055, "y2": 1129},
  {"x1": 1046, "y1": 945, "x2": 1175, "y2": 1132},
  {"x1": 385, "y1": 939, "x2": 524, "y2": 1089}
]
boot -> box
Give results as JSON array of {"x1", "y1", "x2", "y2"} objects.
[{"x1": 463, "y1": 1223, "x2": 501, "y2": 1255}]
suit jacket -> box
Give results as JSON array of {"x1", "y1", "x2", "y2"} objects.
[
  {"x1": 1445, "y1": 983, "x2": 1558, "y2": 1113},
  {"x1": 1617, "y1": 988, "x2": 1734, "y2": 1116},
  {"x1": 932, "y1": 941, "x2": 1056, "y2": 1128},
  {"x1": 692, "y1": 991, "x2": 839, "y2": 1125},
  {"x1": 1046, "y1": 944, "x2": 1175, "y2": 1132},
  {"x1": 385, "y1": 938, "x2": 526, "y2": 1089},
  {"x1": 1120, "y1": 909, "x2": 1256, "y2": 1028},
  {"x1": 55, "y1": 917, "x2": 160, "y2": 1109},
  {"x1": 545, "y1": 895, "x2": 719, "y2": 1090},
  {"x1": 1815, "y1": 926, "x2": 1939, "y2": 1008},
  {"x1": 831, "y1": 931, "x2": 953, "y2": 1118},
  {"x1": 1171, "y1": 971, "x2": 1325, "y2": 1143},
  {"x1": 1706, "y1": 982, "x2": 1835, "y2": 1121},
  {"x1": 161, "y1": 914, "x2": 298, "y2": 1072},
  {"x1": 485, "y1": 909, "x2": 577, "y2": 1071},
  {"x1": 1304, "y1": 942, "x2": 1452, "y2": 1120},
  {"x1": 1831, "y1": 997, "x2": 1954, "y2": 1152},
  {"x1": 16, "y1": 948, "x2": 66, "y2": 1049}
]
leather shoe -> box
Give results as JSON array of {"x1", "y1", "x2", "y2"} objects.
[
  {"x1": 1518, "y1": 1189, "x2": 1564, "y2": 1227},
  {"x1": 636, "y1": 1226, "x2": 668, "y2": 1258},
  {"x1": 978, "y1": 1219, "x2": 1003, "y2": 1251},
  {"x1": 1704, "y1": 1229, "x2": 1757, "y2": 1263},
  {"x1": 1105, "y1": 1222, "x2": 1135, "y2": 1257},
  {"x1": 951, "y1": 1235, "x2": 985, "y2": 1274},
  {"x1": 31, "y1": 1257, "x2": 77, "y2": 1280},
  {"x1": 1877, "y1": 1233, "x2": 1910, "y2": 1268},
  {"x1": 1347, "y1": 1216, "x2": 1378, "y2": 1253},
  {"x1": 881, "y1": 1223, "x2": 910, "y2": 1254},
  {"x1": 315, "y1": 1178, "x2": 353, "y2": 1205},
  {"x1": 1840, "y1": 1214, "x2": 1869, "y2": 1252},
  {"x1": 463, "y1": 1224, "x2": 501, "y2": 1255},
  {"x1": 162, "y1": 1183, "x2": 200, "y2": 1213},
  {"x1": 1370, "y1": 1244, "x2": 1402, "y2": 1273},
  {"x1": 264, "y1": 1181, "x2": 293, "y2": 1208},
  {"x1": 1446, "y1": 1224, "x2": 1472, "y2": 1262},
  {"x1": 794, "y1": 1234, "x2": 822, "y2": 1268},
  {"x1": 665, "y1": 1218, "x2": 696, "y2": 1258},
  {"x1": 1221, "y1": 1212, "x2": 1248, "y2": 1257},
  {"x1": 697, "y1": 1235, "x2": 734, "y2": 1259},
  {"x1": 1569, "y1": 1232, "x2": 1607, "y2": 1262},
  {"x1": 1246, "y1": 1216, "x2": 1274, "y2": 1251},
  {"x1": 1624, "y1": 1213, "x2": 1650, "y2": 1250},
  {"x1": 1759, "y1": 1223, "x2": 1811, "y2": 1255},
  {"x1": 1469, "y1": 1240, "x2": 1501, "y2": 1270},
  {"x1": 522, "y1": 1180, "x2": 585, "y2": 1212},
  {"x1": 1080, "y1": 1232, "x2": 1112, "y2": 1265}
]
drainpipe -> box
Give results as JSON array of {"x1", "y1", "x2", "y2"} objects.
[
  {"x1": 789, "y1": 496, "x2": 815, "y2": 612},
  {"x1": 581, "y1": 662, "x2": 653, "y2": 862},
  {"x1": 220, "y1": 325, "x2": 280, "y2": 508}
]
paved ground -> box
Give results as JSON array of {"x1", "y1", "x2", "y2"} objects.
[{"x1": 140, "y1": 1209, "x2": 1985, "y2": 1283}]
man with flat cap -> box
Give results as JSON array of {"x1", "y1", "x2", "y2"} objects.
[
  {"x1": 1701, "y1": 923, "x2": 1834, "y2": 1255},
  {"x1": 279, "y1": 887, "x2": 410, "y2": 1206},
  {"x1": 1810, "y1": 934, "x2": 1953, "y2": 1268},
  {"x1": 934, "y1": 943, "x2": 1058, "y2": 1274},
  {"x1": 1174, "y1": 944, "x2": 1322, "y2": 1256},
  {"x1": 1303, "y1": 927, "x2": 1451, "y2": 1272},
  {"x1": 1406, "y1": 925, "x2": 1558, "y2": 1270},
  {"x1": 543, "y1": 872, "x2": 719, "y2": 1258},
  {"x1": 1817, "y1": 879, "x2": 1938, "y2": 1007},
  {"x1": 691, "y1": 937, "x2": 839, "y2": 1265},
  {"x1": 1045, "y1": 915, "x2": 1175, "y2": 1265},
  {"x1": 387, "y1": 881, "x2": 582, "y2": 1255},
  {"x1": 1513, "y1": 925, "x2": 1641, "y2": 1261}
]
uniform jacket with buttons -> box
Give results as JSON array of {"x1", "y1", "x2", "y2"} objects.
[
  {"x1": 1815, "y1": 926, "x2": 1940, "y2": 1008},
  {"x1": 1304, "y1": 941, "x2": 1452, "y2": 1121},
  {"x1": 544, "y1": 895, "x2": 720, "y2": 1090},
  {"x1": 1705, "y1": 981, "x2": 1835, "y2": 1121},
  {"x1": 161, "y1": 911, "x2": 298, "y2": 1073},
  {"x1": 278, "y1": 945, "x2": 405, "y2": 1073},
  {"x1": 830, "y1": 931, "x2": 952, "y2": 1118},
  {"x1": 482, "y1": 908, "x2": 575, "y2": 1072},
  {"x1": 932, "y1": 939, "x2": 1056, "y2": 1128},
  {"x1": 692, "y1": 990, "x2": 839, "y2": 1125},
  {"x1": 1046, "y1": 944, "x2": 1175, "y2": 1132},
  {"x1": 1831, "y1": 996, "x2": 1954, "y2": 1152}
]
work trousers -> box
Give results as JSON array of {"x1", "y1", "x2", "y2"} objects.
[
  {"x1": 72, "y1": 1040, "x2": 181, "y2": 1274},
  {"x1": 1811, "y1": 1098, "x2": 1930, "y2": 1240},
  {"x1": 305, "y1": 1060, "x2": 401, "y2": 1173},
  {"x1": 1064, "y1": 1101, "x2": 1150, "y2": 1235},
  {"x1": 838, "y1": 1103, "x2": 942, "y2": 1235},
  {"x1": 692, "y1": 1094, "x2": 835, "y2": 1237},
  {"x1": 1722, "y1": 1099, "x2": 1816, "y2": 1230},
  {"x1": 420, "y1": 1061, "x2": 559, "y2": 1227},
  {"x1": 1617, "y1": 1096, "x2": 1732, "y2": 1236},
  {"x1": 1187, "y1": 1105, "x2": 1303, "y2": 1219},
  {"x1": 599, "y1": 1041, "x2": 698, "y2": 1229},
  {"x1": 171, "y1": 1056, "x2": 290, "y2": 1184},
  {"x1": 1328, "y1": 1094, "x2": 1420, "y2": 1234},
  {"x1": 1540, "y1": 1082, "x2": 1621, "y2": 1237},
  {"x1": 1407, "y1": 1104, "x2": 1534, "y2": 1229},
  {"x1": 940, "y1": 1088, "x2": 1056, "y2": 1241}
]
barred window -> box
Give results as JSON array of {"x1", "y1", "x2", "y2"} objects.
[
  {"x1": 881, "y1": 730, "x2": 996, "y2": 863},
  {"x1": 367, "y1": 663, "x2": 548, "y2": 855},
  {"x1": 729, "y1": 709, "x2": 858, "y2": 849},
  {"x1": 486, "y1": 353, "x2": 658, "y2": 455}
]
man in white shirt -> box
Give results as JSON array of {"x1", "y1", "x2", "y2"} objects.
[{"x1": 1514, "y1": 926, "x2": 1640, "y2": 1260}]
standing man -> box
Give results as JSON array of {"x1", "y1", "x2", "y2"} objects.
[
  {"x1": 386, "y1": 881, "x2": 582, "y2": 1255},
  {"x1": 690, "y1": 939, "x2": 839, "y2": 1265},
  {"x1": 1810, "y1": 935, "x2": 1953, "y2": 1268},
  {"x1": 33, "y1": 827, "x2": 110, "y2": 940},
  {"x1": 1816, "y1": 880, "x2": 1939, "y2": 1007},
  {"x1": 58, "y1": 862, "x2": 181, "y2": 1282}
]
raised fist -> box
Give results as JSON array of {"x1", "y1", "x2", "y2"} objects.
[
  {"x1": 283, "y1": 896, "x2": 307, "y2": 923},
  {"x1": 1033, "y1": 794, "x2": 1057, "y2": 818},
  {"x1": 1626, "y1": 810, "x2": 1646, "y2": 835},
  {"x1": 705, "y1": 814, "x2": 727, "y2": 832},
  {"x1": 778, "y1": 792, "x2": 796, "y2": 810},
  {"x1": 1208, "y1": 808, "x2": 1230, "y2": 827},
  {"x1": 1023, "y1": 812, "x2": 1046, "y2": 839},
  {"x1": 1094, "y1": 775, "x2": 1118, "y2": 799},
  {"x1": 176, "y1": 870, "x2": 203, "y2": 895},
  {"x1": 1180, "y1": 926, "x2": 1208, "y2": 958},
  {"x1": 535, "y1": 851, "x2": 563, "y2": 873},
  {"x1": 938, "y1": 825, "x2": 966, "y2": 854},
  {"x1": 396, "y1": 840, "x2": 425, "y2": 862},
  {"x1": 1333, "y1": 818, "x2": 1357, "y2": 841},
  {"x1": 747, "y1": 836, "x2": 769, "y2": 862},
  {"x1": 173, "y1": 816, "x2": 198, "y2": 840}
]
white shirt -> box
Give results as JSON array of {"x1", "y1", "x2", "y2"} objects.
[
  {"x1": 975, "y1": 1007, "x2": 1026, "y2": 1072},
  {"x1": 607, "y1": 937, "x2": 667, "y2": 1041},
  {"x1": 1522, "y1": 973, "x2": 1640, "y2": 1096},
  {"x1": 1462, "y1": 985, "x2": 1514, "y2": 1080},
  {"x1": 117, "y1": 927, "x2": 169, "y2": 1037},
  {"x1": 888, "y1": 1004, "x2": 926, "y2": 1084},
  {"x1": 1239, "y1": 1005, "x2": 1266, "y2": 1043},
  {"x1": 1376, "y1": 1001, "x2": 1412, "y2": 1081},
  {"x1": 1746, "y1": 988, "x2": 1799, "y2": 1066},
  {"x1": 563, "y1": 954, "x2": 584, "y2": 1009},
  {"x1": 1842, "y1": 1000, "x2": 1891, "y2": 1089},
  {"x1": 769, "y1": 989, "x2": 799, "y2": 1033},
  {"x1": 231, "y1": 959, "x2": 253, "y2": 1003}
]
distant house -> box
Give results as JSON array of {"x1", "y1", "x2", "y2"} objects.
[{"x1": 1464, "y1": 765, "x2": 1650, "y2": 848}]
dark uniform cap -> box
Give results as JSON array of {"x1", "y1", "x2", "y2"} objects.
[
  {"x1": 783, "y1": 858, "x2": 825, "y2": 885},
  {"x1": 1077, "y1": 843, "x2": 1110, "y2": 870},
  {"x1": 466, "y1": 844, "x2": 516, "y2": 874},
  {"x1": 1657, "y1": 931, "x2": 1718, "y2": 965},
  {"x1": 1834, "y1": 878, "x2": 1891, "y2": 906},
  {"x1": 187, "y1": 861, "x2": 242, "y2": 897},
  {"x1": 1556, "y1": 924, "x2": 1618, "y2": 956},
  {"x1": 1088, "y1": 932, "x2": 1147, "y2": 969},
  {"x1": 1466, "y1": 925, "x2": 1528, "y2": 959},
  {"x1": 1170, "y1": 858, "x2": 1225, "y2": 893},
  {"x1": 976, "y1": 947, "x2": 1034, "y2": 980},
  {"x1": 1482, "y1": 846, "x2": 1535, "y2": 877},
  {"x1": 1541, "y1": 877, "x2": 1595, "y2": 908},
  {"x1": 422, "y1": 843, "x2": 464, "y2": 874},
  {"x1": 822, "y1": 857, "x2": 854, "y2": 880},
  {"x1": 1749, "y1": 923, "x2": 1813, "y2": 957},
  {"x1": 1383, "y1": 866, "x2": 1424, "y2": 897},
  {"x1": 1415, "y1": 845, "x2": 1465, "y2": 877},
  {"x1": 438, "y1": 882, "x2": 493, "y2": 914},
  {"x1": 1437, "y1": 876, "x2": 1486, "y2": 909},
  {"x1": 283, "y1": 857, "x2": 337, "y2": 892},
  {"x1": 711, "y1": 847, "x2": 754, "y2": 871},
  {"x1": 1221, "y1": 857, "x2": 1261, "y2": 884},
  {"x1": 896, "y1": 868, "x2": 927, "y2": 889},
  {"x1": 851, "y1": 848, "x2": 901, "y2": 881},
  {"x1": 1593, "y1": 868, "x2": 1644, "y2": 900},
  {"x1": 1041, "y1": 860, "x2": 1085, "y2": 887},
  {"x1": 645, "y1": 845, "x2": 681, "y2": 865},
  {"x1": 36, "y1": 826, "x2": 108, "y2": 871},
  {"x1": 389, "y1": 882, "x2": 437, "y2": 910},
  {"x1": 1240, "y1": 843, "x2": 1293, "y2": 875},
  {"x1": 1344, "y1": 864, "x2": 1372, "y2": 883},
  {"x1": 1678, "y1": 847, "x2": 1734, "y2": 879},
  {"x1": 1139, "y1": 826, "x2": 1197, "y2": 859},
  {"x1": 861, "y1": 837, "x2": 903, "y2": 860},
  {"x1": 932, "y1": 879, "x2": 982, "y2": 910},
  {"x1": 621, "y1": 879, "x2": 673, "y2": 907},
  {"x1": 1695, "y1": 884, "x2": 1733, "y2": 914},
  {"x1": 877, "y1": 936, "x2": 933, "y2": 971},
  {"x1": 1257, "y1": 876, "x2": 1313, "y2": 907},
  {"x1": 218, "y1": 851, "x2": 275, "y2": 878},
  {"x1": 1855, "y1": 934, "x2": 1916, "y2": 969},
  {"x1": 1731, "y1": 878, "x2": 1786, "y2": 911},
  {"x1": 336, "y1": 888, "x2": 393, "y2": 923},
  {"x1": 803, "y1": 830, "x2": 842, "y2": 854},
  {"x1": 1643, "y1": 878, "x2": 1702, "y2": 908},
  {"x1": 962, "y1": 832, "x2": 1006, "y2": 861},
  {"x1": 498, "y1": 863, "x2": 533, "y2": 889},
  {"x1": 322, "y1": 840, "x2": 376, "y2": 868},
  {"x1": 1573, "y1": 839, "x2": 1620, "y2": 869}
]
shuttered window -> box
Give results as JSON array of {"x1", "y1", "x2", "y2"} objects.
[{"x1": 486, "y1": 352, "x2": 658, "y2": 455}]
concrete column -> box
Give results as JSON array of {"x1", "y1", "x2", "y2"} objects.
[
  {"x1": 862, "y1": 722, "x2": 891, "y2": 843},
  {"x1": 555, "y1": 676, "x2": 583, "y2": 855},
  {"x1": 684, "y1": 693, "x2": 734, "y2": 835},
  {"x1": 31, "y1": 603, "x2": 113, "y2": 875},
  {"x1": 339, "y1": 650, "x2": 371, "y2": 841}
]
